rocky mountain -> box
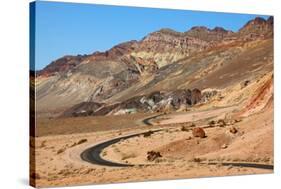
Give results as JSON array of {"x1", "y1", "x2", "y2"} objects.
[
  {"x1": 238, "y1": 17, "x2": 273, "y2": 38},
  {"x1": 35, "y1": 16, "x2": 273, "y2": 117}
]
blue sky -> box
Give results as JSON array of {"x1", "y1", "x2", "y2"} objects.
[{"x1": 33, "y1": 1, "x2": 269, "y2": 70}]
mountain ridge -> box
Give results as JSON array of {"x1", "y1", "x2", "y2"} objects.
[
  {"x1": 38, "y1": 16, "x2": 272, "y2": 77},
  {"x1": 35, "y1": 16, "x2": 273, "y2": 118}
]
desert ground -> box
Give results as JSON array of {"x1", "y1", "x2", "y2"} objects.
[
  {"x1": 31, "y1": 72, "x2": 273, "y2": 187},
  {"x1": 31, "y1": 17, "x2": 274, "y2": 187}
]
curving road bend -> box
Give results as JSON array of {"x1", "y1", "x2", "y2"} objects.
[
  {"x1": 80, "y1": 114, "x2": 273, "y2": 170},
  {"x1": 81, "y1": 129, "x2": 162, "y2": 167}
]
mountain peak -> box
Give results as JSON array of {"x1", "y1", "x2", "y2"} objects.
[
  {"x1": 243, "y1": 17, "x2": 266, "y2": 28},
  {"x1": 185, "y1": 26, "x2": 232, "y2": 42},
  {"x1": 267, "y1": 16, "x2": 273, "y2": 26},
  {"x1": 144, "y1": 28, "x2": 183, "y2": 40},
  {"x1": 189, "y1": 26, "x2": 210, "y2": 32},
  {"x1": 212, "y1": 27, "x2": 228, "y2": 33},
  {"x1": 239, "y1": 16, "x2": 273, "y2": 37}
]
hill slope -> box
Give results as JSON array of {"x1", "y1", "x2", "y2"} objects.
[{"x1": 35, "y1": 16, "x2": 273, "y2": 117}]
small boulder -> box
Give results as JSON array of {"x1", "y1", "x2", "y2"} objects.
[
  {"x1": 147, "y1": 151, "x2": 162, "y2": 161},
  {"x1": 229, "y1": 127, "x2": 238, "y2": 134},
  {"x1": 235, "y1": 119, "x2": 242, "y2": 123},
  {"x1": 143, "y1": 130, "x2": 154, "y2": 137},
  {"x1": 208, "y1": 120, "x2": 216, "y2": 127},
  {"x1": 193, "y1": 157, "x2": 201, "y2": 162},
  {"x1": 181, "y1": 126, "x2": 189, "y2": 132},
  {"x1": 218, "y1": 119, "x2": 227, "y2": 127},
  {"x1": 221, "y1": 144, "x2": 228, "y2": 149},
  {"x1": 77, "y1": 139, "x2": 88, "y2": 145},
  {"x1": 192, "y1": 127, "x2": 206, "y2": 138},
  {"x1": 57, "y1": 148, "x2": 65, "y2": 154}
]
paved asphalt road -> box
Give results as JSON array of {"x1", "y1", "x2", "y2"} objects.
[
  {"x1": 80, "y1": 114, "x2": 273, "y2": 170},
  {"x1": 80, "y1": 129, "x2": 162, "y2": 167}
]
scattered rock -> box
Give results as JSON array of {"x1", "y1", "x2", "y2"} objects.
[
  {"x1": 192, "y1": 127, "x2": 206, "y2": 138},
  {"x1": 221, "y1": 144, "x2": 228, "y2": 149},
  {"x1": 143, "y1": 130, "x2": 154, "y2": 137},
  {"x1": 217, "y1": 119, "x2": 227, "y2": 127},
  {"x1": 70, "y1": 142, "x2": 77, "y2": 147},
  {"x1": 82, "y1": 168, "x2": 95, "y2": 174},
  {"x1": 147, "y1": 151, "x2": 162, "y2": 161},
  {"x1": 77, "y1": 139, "x2": 88, "y2": 145},
  {"x1": 181, "y1": 126, "x2": 190, "y2": 132},
  {"x1": 229, "y1": 127, "x2": 238, "y2": 134},
  {"x1": 57, "y1": 148, "x2": 65, "y2": 154},
  {"x1": 235, "y1": 119, "x2": 242, "y2": 123},
  {"x1": 193, "y1": 157, "x2": 201, "y2": 162},
  {"x1": 208, "y1": 120, "x2": 216, "y2": 127},
  {"x1": 241, "y1": 80, "x2": 250, "y2": 88},
  {"x1": 186, "y1": 136, "x2": 192, "y2": 140}
]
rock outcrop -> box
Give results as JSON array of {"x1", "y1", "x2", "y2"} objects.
[{"x1": 63, "y1": 89, "x2": 203, "y2": 116}]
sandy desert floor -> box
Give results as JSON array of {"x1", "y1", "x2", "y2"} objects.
[{"x1": 31, "y1": 103, "x2": 273, "y2": 187}]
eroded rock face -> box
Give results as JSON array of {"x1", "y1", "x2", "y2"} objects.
[
  {"x1": 37, "y1": 55, "x2": 88, "y2": 77},
  {"x1": 170, "y1": 89, "x2": 192, "y2": 108},
  {"x1": 170, "y1": 88, "x2": 202, "y2": 108},
  {"x1": 63, "y1": 89, "x2": 203, "y2": 117},
  {"x1": 191, "y1": 88, "x2": 202, "y2": 105},
  {"x1": 142, "y1": 29, "x2": 210, "y2": 52},
  {"x1": 201, "y1": 90, "x2": 218, "y2": 103},
  {"x1": 192, "y1": 127, "x2": 206, "y2": 138}
]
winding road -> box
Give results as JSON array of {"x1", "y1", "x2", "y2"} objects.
[
  {"x1": 81, "y1": 129, "x2": 162, "y2": 167},
  {"x1": 80, "y1": 114, "x2": 273, "y2": 170}
]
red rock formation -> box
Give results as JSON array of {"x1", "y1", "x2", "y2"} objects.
[{"x1": 192, "y1": 127, "x2": 206, "y2": 138}]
